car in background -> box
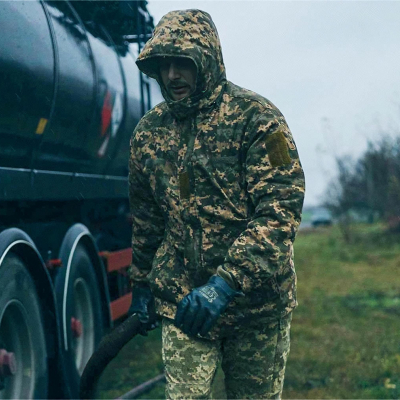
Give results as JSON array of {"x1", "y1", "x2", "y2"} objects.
[{"x1": 311, "y1": 207, "x2": 333, "y2": 227}]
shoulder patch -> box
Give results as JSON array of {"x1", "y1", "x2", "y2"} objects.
[{"x1": 266, "y1": 130, "x2": 291, "y2": 168}]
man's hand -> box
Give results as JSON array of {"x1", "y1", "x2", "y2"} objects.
[
  {"x1": 128, "y1": 282, "x2": 158, "y2": 336},
  {"x1": 174, "y1": 275, "x2": 244, "y2": 337}
]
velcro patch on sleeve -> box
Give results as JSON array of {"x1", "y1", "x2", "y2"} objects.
[
  {"x1": 179, "y1": 171, "x2": 190, "y2": 199},
  {"x1": 265, "y1": 129, "x2": 291, "y2": 168}
]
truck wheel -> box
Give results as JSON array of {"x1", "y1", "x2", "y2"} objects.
[
  {"x1": 58, "y1": 244, "x2": 104, "y2": 397},
  {"x1": 0, "y1": 254, "x2": 48, "y2": 399}
]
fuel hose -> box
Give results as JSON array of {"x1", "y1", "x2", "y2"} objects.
[{"x1": 79, "y1": 314, "x2": 141, "y2": 400}]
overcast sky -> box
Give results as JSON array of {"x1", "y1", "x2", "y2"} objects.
[{"x1": 147, "y1": 1, "x2": 400, "y2": 207}]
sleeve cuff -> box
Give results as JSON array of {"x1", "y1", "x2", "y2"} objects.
[{"x1": 216, "y1": 266, "x2": 239, "y2": 290}]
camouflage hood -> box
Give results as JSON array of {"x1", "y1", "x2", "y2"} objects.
[{"x1": 136, "y1": 9, "x2": 227, "y2": 118}]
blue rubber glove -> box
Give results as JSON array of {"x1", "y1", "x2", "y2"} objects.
[
  {"x1": 128, "y1": 282, "x2": 158, "y2": 336},
  {"x1": 174, "y1": 275, "x2": 244, "y2": 337}
]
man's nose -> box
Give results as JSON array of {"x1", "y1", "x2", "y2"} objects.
[{"x1": 168, "y1": 63, "x2": 181, "y2": 80}]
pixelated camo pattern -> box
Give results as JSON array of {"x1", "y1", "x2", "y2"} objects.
[
  {"x1": 129, "y1": 9, "x2": 305, "y2": 340},
  {"x1": 162, "y1": 314, "x2": 291, "y2": 399},
  {"x1": 136, "y1": 9, "x2": 226, "y2": 119}
]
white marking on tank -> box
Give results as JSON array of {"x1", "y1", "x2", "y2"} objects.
[
  {"x1": 97, "y1": 135, "x2": 110, "y2": 158},
  {"x1": 111, "y1": 93, "x2": 123, "y2": 138}
]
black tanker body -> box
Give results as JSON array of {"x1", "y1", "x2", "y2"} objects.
[{"x1": 0, "y1": 1, "x2": 159, "y2": 398}]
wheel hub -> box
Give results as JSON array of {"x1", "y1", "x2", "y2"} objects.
[
  {"x1": 0, "y1": 349, "x2": 17, "y2": 379},
  {"x1": 71, "y1": 317, "x2": 83, "y2": 338}
]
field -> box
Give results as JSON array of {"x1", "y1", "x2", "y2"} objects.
[{"x1": 98, "y1": 223, "x2": 400, "y2": 399}]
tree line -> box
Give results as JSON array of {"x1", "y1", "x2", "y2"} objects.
[{"x1": 325, "y1": 135, "x2": 400, "y2": 232}]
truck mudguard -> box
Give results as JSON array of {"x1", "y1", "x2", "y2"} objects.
[
  {"x1": 57, "y1": 223, "x2": 112, "y2": 348},
  {"x1": 0, "y1": 228, "x2": 67, "y2": 398}
]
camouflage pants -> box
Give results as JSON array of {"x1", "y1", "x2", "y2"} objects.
[{"x1": 162, "y1": 313, "x2": 292, "y2": 400}]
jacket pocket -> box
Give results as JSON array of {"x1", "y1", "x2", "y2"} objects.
[
  {"x1": 208, "y1": 155, "x2": 247, "y2": 219},
  {"x1": 184, "y1": 224, "x2": 208, "y2": 287},
  {"x1": 211, "y1": 155, "x2": 242, "y2": 185},
  {"x1": 144, "y1": 157, "x2": 178, "y2": 202},
  {"x1": 148, "y1": 239, "x2": 191, "y2": 303},
  {"x1": 148, "y1": 237, "x2": 169, "y2": 282},
  {"x1": 270, "y1": 275, "x2": 283, "y2": 301}
]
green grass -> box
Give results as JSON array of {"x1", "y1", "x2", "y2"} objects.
[
  {"x1": 98, "y1": 223, "x2": 400, "y2": 399},
  {"x1": 97, "y1": 328, "x2": 164, "y2": 399}
]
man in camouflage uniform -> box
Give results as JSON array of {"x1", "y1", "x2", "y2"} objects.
[{"x1": 128, "y1": 9, "x2": 305, "y2": 400}]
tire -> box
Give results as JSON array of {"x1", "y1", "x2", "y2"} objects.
[
  {"x1": 0, "y1": 254, "x2": 48, "y2": 399},
  {"x1": 56, "y1": 244, "x2": 104, "y2": 398}
]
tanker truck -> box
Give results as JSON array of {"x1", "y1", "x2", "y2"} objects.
[{"x1": 0, "y1": 1, "x2": 160, "y2": 398}]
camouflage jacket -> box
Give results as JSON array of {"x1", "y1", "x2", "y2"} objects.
[{"x1": 129, "y1": 10, "x2": 305, "y2": 339}]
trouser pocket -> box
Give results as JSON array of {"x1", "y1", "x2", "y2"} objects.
[
  {"x1": 222, "y1": 313, "x2": 292, "y2": 399},
  {"x1": 161, "y1": 318, "x2": 221, "y2": 400}
]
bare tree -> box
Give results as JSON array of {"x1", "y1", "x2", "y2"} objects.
[{"x1": 325, "y1": 136, "x2": 400, "y2": 234}]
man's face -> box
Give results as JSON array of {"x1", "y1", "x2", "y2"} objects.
[{"x1": 159, "y1": 57, "x2": 197, "y2": 101}]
